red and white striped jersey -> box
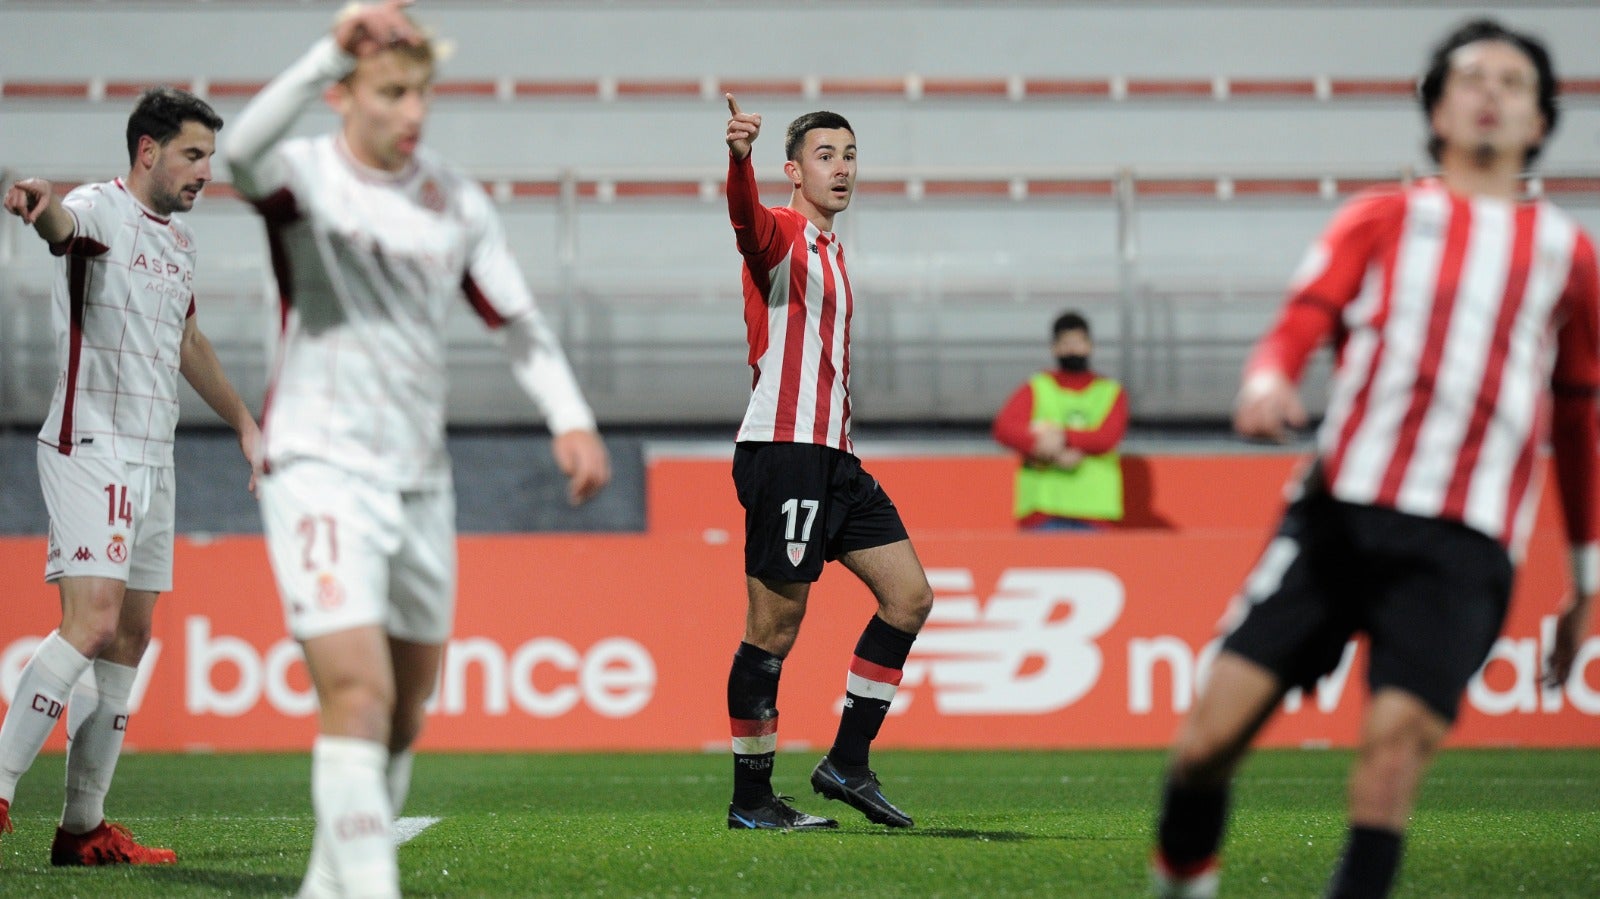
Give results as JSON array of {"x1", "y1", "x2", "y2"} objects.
[
  {"x1": 38, "y1": 179, "x2": 198, "y2": 466},
  {"x1": 226, "y1": 38, "x2": 594, "y2": 490},
  {"x1": 726, "y1": 153, "x2": 853, "y2": 452},
  {"x1": 1250, "y1": 179, "x2": 1600, "y2": 553}
]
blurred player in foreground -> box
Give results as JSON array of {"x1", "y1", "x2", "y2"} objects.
[
  {"x1": 1, "y1": 87, "x2": 258, "y2": 865},
  {"x1": 720, "y1": 94, "x2": 934, "y2": 831},
  {"x1": 1152, "y1": 18, "x2": 1598, "y2": 899},
  {"x1": 224, "y1": 2, "x2": 608, "y2": 894}
]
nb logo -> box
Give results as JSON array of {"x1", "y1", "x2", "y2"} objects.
[
  {"x1": 885, "y1": 568, "x2": 1124, "y2": 715},
  {"x1": 807, "y1": 242, "x2": 819, "y2": 254},
  {"x1": 72, "y1": 547, "x2": 96, "y2": 562}
]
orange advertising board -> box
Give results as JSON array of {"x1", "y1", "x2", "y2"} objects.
[{"x1": 1, "y1": 454, "x2": 1596, "y2": 752}]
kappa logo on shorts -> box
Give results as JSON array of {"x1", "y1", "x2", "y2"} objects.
[
  {"x1": 107, "y1": 534, "x2": 129, "y2": 564},
  {"x1": 72, "y1": 546, "x2": 96, "y2": 562},
  {"x1": 786, "y1": 542, "x2": 807, "y2": 567}
]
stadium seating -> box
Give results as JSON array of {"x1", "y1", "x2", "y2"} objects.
[{"x1": 1, "y1": 2, "x2": 1596, "y2": 425}]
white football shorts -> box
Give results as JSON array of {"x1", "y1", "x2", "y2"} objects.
[
  {"x1": 37, "y1": 445, "x2": 175, "y2": 592},
  {"x1": 260, "y1": 459, "x2": 456, "y2": 643}
]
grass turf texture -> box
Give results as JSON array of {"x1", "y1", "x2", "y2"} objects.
[{"x1": 1, "y1": 749, "x2": 1596, "y2": 896}]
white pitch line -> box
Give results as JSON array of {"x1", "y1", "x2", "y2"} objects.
[{"x1": 394, "y1": 815, "x2": 441, "y2": 846}]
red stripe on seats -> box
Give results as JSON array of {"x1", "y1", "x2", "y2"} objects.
[
  {"x1": 1124, "y1": 79, "x2": 1213, "y2": 97},
  {"x1": 205, "y1": 80, "x2": 270, "y2": 98},
  {"x1": 1028, "y1": 179, "x2": 1115, "y2": 197},
  {"x1": 924, "y1": 180, "x2": 1011, "y2": 197},
  {"x1": 1138, "y1": 179, "x2": 1218, "y2": 197},
  {"x1": 1023, "y1": 79, "x2": 1111, "y2": 98},
  {"x1": 513, "y1": 80, "x2": 599, "y2": 98},
  {"x1": 433, "y1": 80, "x2": 498, "y2": 98},
  {"x1": 4, "y1": 81, "x2": 90, "y2": 99},
  {"x1": 1228, "y1": 79, "x2": 1317, "y2": 97},
  {"x1": 921, "y1": 78, "x2": 1009, "y2": 97},
  {"x1": 819, "y1": 78, "x2": 906, "y2": 96},
  {"x1": 105, "y1": 80, "x2": 192, "y2": 98},
  {"x1": 718, "y1": 79, "x2": 805, "y2": 96},
  {"x1": 854, "y1": 180, "x2": 909, "y2": 196},
  {"x1": 613, "y1": 181, "x2": 701, "y2": 198},
  {"x1": 1232, "y1": 178, "x2": 1324, "y2": 197},
  {"x1": 615, "y1": 79, "x2": 701, "y2": 97},
  {"x1": 1328, "y1": 78, "x2": 1416, "y2": 97}
]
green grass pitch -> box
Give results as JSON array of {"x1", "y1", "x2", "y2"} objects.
[{"x1": 2, "y1": 749, "x2": 1597, "y2": 896}]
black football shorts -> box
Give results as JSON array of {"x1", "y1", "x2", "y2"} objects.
[
  {"x1": 732, "y1": 441, "x2": 909, "y2": 583},
  {"x1": 1221, "y1": 492, "x2": 1513, "y2": 722}
]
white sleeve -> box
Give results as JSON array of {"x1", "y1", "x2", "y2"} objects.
[
  {"x1": 504, "y1": 313, "x2": 598, "y2": 435},
  {"x1": 223, "y1": 36, "x2": 355, "y2": 199},
  {"x1": 458, "y1": 183, "x2": 597, "y2": 434},
  {"x1": 51, "y1": 184, "x2": 117, "y2": 256}
]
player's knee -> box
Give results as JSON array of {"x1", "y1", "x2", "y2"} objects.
[
  {"x1": 1169, "y1": 725, "x2": 1245, "y2": 787},
  {"x1": 877, "y1": 581, "x2": 933, "y2": 633},
  {"x1": 58, "y1": 619, "x2": 119, "y2": 660},
  {"x1": 322, "y1": 678, "x2": 396, "y2": 731},
  {"x1": 107, "y1": 620, "x2": 155, "y2": 662},
  {"x1": 1361, "y1": 718, "x2": 1437, "y2": 775}
]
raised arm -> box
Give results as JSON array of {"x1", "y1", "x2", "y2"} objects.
[
  {"x1": 3, "y1": 179, "x2": 75, "y2": 246},
  {"x1": 225, "y1": 2, "x2": 420, "y2": 198},
  {"x1": 724, "y1": 93, "x2": 782, "y2": 261}
]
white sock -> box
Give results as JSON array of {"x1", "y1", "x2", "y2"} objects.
[
  {"x1": 61, "y1": 659, "x2": 137, "y2": 833},
  {"x1": 299, "y1": 747, "x2": 414, "y2": 898},
  {"x1": 311, "y1": 735, "x2": 397, "y2": 899},
  {"x1": 0, "y1": 632, "x2": 91, "y2": 802},
  {"x1": 297, "y1": 831, "x2": 339, "y2": 899},
  {"x1": 387, "y1": 749, "x2": 414, "y2": 816}
]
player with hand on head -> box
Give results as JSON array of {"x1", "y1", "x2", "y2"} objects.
[
  {"x1": 1152, "y1": 18, "x2": 1598, "y2": 899},
  {"x1": 223, "y1": 2, "x2": 609, "y2": 895},
  {"x1": 721, "y1": 93, "x2": 935, "y2": 832},
  {"x1": 0, "y1": 86, "x2": 258, "y2": 866}
]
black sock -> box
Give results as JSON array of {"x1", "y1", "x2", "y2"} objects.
[
  {"x1": 829, "y1": 615, "x2": 917, "y2": 770},
  {"x1": 1326, "y1": 825, "x2": 1403, "y2": 899},
  {"x1": 1156, "y1": 778, "x2": 1230, "y2": 870},
  {"x1": 727, "y1": 642, "x2": 783, "y2": 807}
]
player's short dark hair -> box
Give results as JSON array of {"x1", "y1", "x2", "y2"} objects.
[
  {"x1": 126, "y1": 86, "x2": 223, "y2": 164},
  {"x1": 784, "y1": 111, "x2": 854, "y2": 162},
  {"x1": 1418, "y1": 18, "x2": 1558, "y2": 165},
  {"x1": 1053, "y1": 311, "x2": 1091, "y2": 339}
]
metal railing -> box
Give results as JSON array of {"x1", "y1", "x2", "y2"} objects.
[{"x1": 3, "y1": 164, "x2": 1593, "y2": 426}]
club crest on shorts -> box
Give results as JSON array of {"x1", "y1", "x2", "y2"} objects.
[
  {"x1": 787, "y1": 541, "x2": 807, "y2": 567},
  {"x1": 316, "y1": 572, "x2": 346, "y2": 610},
  {"x1": 106, "y1": 534, "x2": 129, "y2": 564}
]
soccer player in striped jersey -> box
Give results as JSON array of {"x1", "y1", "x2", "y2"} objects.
[
  {"x1": 0, "y1": 87, "x2": 259, "y2": 865},
  {"x1": 223, "y1": 2, "x2": 608, "y2": 895},
  {"x1": 721, "y1": 95, "x2": 934, "y2": 831},
  {"x1": 1152, "y1": 19, "x2": 1598, "y2": 899}
]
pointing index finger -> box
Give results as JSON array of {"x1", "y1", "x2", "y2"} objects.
[{"x1": 725, "y1": 93, "x2": 741, "y2": 116}]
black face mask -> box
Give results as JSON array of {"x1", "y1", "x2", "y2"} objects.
[{"x1": 1056, "y1": 354, "x2": 1090, "y2": 373}]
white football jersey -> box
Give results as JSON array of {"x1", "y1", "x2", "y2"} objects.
[
  {"x1": 38, "y1": 179, "x2": 197, "y2": 466},
  {"x1": 226, "y1": 38, "x2": 593, "y2": 489}
]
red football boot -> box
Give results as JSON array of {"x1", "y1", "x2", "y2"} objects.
[{"x1": 50, "y1": 820, "x2": 177, "y2": 866}]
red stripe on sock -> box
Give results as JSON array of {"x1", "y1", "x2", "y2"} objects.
[
  {"x1": 848, "y1": 655, "x2": 904, "y2": 686},
  {"x1": 1156, "y1": 851, "x2": 1219, "y2": 880},
  {"x1": 729, "y1": 716, "x2": 778, "y2": 737}
]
